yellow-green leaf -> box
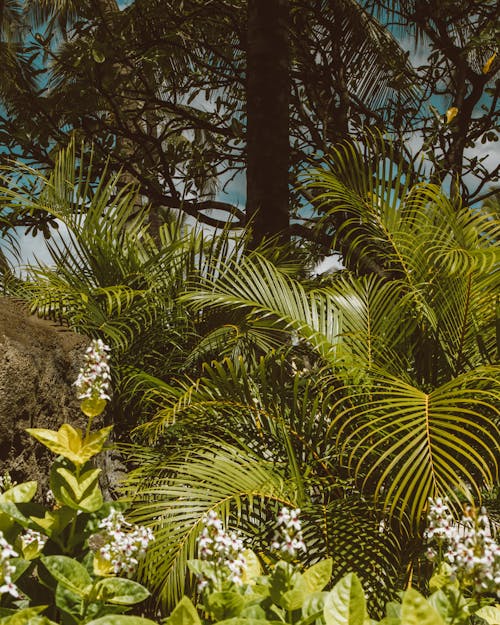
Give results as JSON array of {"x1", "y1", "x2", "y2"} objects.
[
  {"x1": 401, "y1": 589, "x2": 445, "y2": 625},
  {"x1": 79, "y1": 426, "x2": 113, "y2": 462},
  {"x1": 26, "y1": 424, "x2": 84, "y2": 465}
]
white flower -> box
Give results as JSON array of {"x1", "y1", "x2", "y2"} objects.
[
  {"x1": 197, "y1": 511, "x2": 247, "y2": 591},
  {"x1": 74, "y1": 339, "x2": 112, "y2": 401},
  {"x1": 0, "y1": 531, "x2": 19, "y2": 599},
  {"x1": 272, "y1": 507, "x2": 306, "y2": 559},
  {"x1": 0, "y1": 581, "x2": 19, "y2": 598},
  {"x1": 90, "y1": 508, "x2": 154, "y2": 577},
  {"x1": 426, "y1": 498, "x2": 500, "y2": 597}
]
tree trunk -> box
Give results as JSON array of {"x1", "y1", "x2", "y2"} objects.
[{"x1": 246, "y1": 0, "x2": 290, "y2": 246}]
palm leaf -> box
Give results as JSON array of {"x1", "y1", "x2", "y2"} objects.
[
  {"x1": 123, "y1": 441, "x2": 294, "y2": 610},
  {"x1": 329, "y1": 367, "x2": 500, "y2": 528}
]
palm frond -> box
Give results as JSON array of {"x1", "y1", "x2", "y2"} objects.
[
  {"x1": 301, "y1": 498, "x2": 402, "y2": 618},
  {"x1": 329, "y1": 367, "x2": 500, "y2": 529},
  {"x1": 123, "y1": 441, "x2": 295, "y2": 610}
]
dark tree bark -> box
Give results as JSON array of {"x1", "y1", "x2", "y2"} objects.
[{"x1": 246, "y1": 0, "x2": 290, "y2": 246}]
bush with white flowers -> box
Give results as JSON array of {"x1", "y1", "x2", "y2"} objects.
[
  {"x1": 271, "y1": 506, "x2": 306, "y2": 559},
  {"x1": 0, "y1": 532, "x2": 19, "y2": 599},
  {"x1": 426, "y1": 498, "x2": 500, "y2": 598}
]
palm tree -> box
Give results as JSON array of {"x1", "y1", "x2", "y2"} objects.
[{"x1": 120, "y1": 135, "x2": 498, "y2": 612}]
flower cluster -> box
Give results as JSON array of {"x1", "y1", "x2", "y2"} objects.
[
  {"x1": 91, "y1": 509, "x2": 154, "y2": 577},
  {"x1": 0, "y1": 532, "x2": 19, "y2": 598},
  {"x1": 425, "y1": 498, "x2": 455, "y2": 550},
  {"x1": 197, "y1": 510, "x2": 247, "y2": 591},
  {"x1": 271, "y1": 507, "x2": 306, "y2": 559},
  {"x1": 74, "y1": 339, "x2": 111, "y2": 401},
  {"x1": 0, "y1": 473, "x2": 15, "y2": 494},
  {"x1": 426, "y1": 499, "x2": 500, "y2": 597},
  {"x1": 21, "y1": 529, "x2": 47, "y2": 551}
]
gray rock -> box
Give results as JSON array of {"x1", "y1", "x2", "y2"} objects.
[{"x1": 0, "y1": 297, "x2": 88, "y2": 497}]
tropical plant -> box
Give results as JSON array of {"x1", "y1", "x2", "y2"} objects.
[
  {"x1": 0, "y1": 340, "x2": 157, "y2": 625},
  {"x1": 120, "y1": 135, "x2": 499, "y2": 612}
]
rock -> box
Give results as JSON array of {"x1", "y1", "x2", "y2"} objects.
[{"x1": 0, "y1": 297, "x2": 88, "y2": 497}]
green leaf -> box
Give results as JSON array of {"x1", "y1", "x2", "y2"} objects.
[
  {"x1": 95, "y1": 578, "x2": 150, "y2": 605},
  {"x1": 324, "y1": 573, "x2": 366, "y2": 625},
  {"x1": 427, "y1": 587, "x2": 469, "y2": 625},
  {"x1": 242, "y1": 549, "x2": 261, "y2": 583},
  {"x1": 27, "y1": 425, "x2": 112, "y2": 466},
  {"x1": 30, "y1": 506, "x2": 75, "y2": 537},
  {"x1": 302, "y1": 558, "x2": 333, "y2": 593},
  {"x1": 206, "y1": 592, "x2": 245, "y2": 620},
  {"x1": 56, "y1": 467, "x2": 101, "y2": 500},
  {"x1": 214, "y1": 620, "x2": 283, "y2": 625},
  {"x1": 26, "y1": 425, "x2": 85, "y2": 464},
  {"x1": 302, "y1": 591, "x2": 327, "y2": 619},
  {"x1": 86, "y1": 618, "x2": 159, "y2": 625},
  {"x1": 281, "y1": 585, "x2": 307, "y2": 612},
  {"x1": 81, "y1": 426, "x2": 113, "y2": 462},
  {"x1": 52, "y1": 466, "x2": 103, "y2": 512},
  {"x1": 9, "y1": 558, "x2": 31, "y2": 582},
  {"x1": 55, "y1": 583, "x2": 83, "y2": 617},
  {"x1": 429, "y1": 563, "x2": 458, "y2": 593},
  {"x1": 165, "y1": 596, "x2": 201, "y2": 625},
  {"x1": 401, "y1": 589, "x2": 445, "y2": 625},
  {"x1": 0, "y1": 502, "x2": 29, "y2": 532},
  {"x1": 41, "y1": 555, "x2": 92, "y2": 596},
  {"x1": 269, "y1": 561, "x2": 297, "y2": 607},
  {"x1": 0, "y1": 482, "x2": 38, "y2": 504},
  {"x1": 0, "y1": 607, "x2": 48, "y2": 625},
  {"x1": 475, "y1": 606, "x2": 500, "y2": 625}
]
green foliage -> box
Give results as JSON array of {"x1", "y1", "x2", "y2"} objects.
[
  {"x1": 117, "y1": 137, "x2": 499, "y2": 612},
  {"x1": 0, "y1": 399, "x2": 155, "y2": 624},
  {"x1": 164, "y1": 563, "x2": 499, "y2": 625},
  {"x1": 2, "y1": 135, "x2": 498, "y2": 619}
]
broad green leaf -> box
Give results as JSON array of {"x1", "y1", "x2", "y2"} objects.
[
  {"x1": 302, "y1": 558, "x2": 333, "y2": 593},
  {"x1": 401, "y1": 589, "x2": 445, "y2": 625},
  {"x1": 55, "y1": 583, "x2": 82, "y2": 617},
  {"x1": 427, "y1": 587, "x2": 469, "y2": 625},
  {"x1": 95, "y1": 578, "x2": 150, "y2": 605},
  {"x1": 30, "y1": 507, "x2": 75, "y2": 537},
  {"x1": 385, "y1": 602, "x2": 401, "y2": 619},
  {"x1": 56, "y1": 467, "x2": 101, "y2": 500},
  {"x1": 9, "y1": 558, "x2": 31, "y2": 582},
  {"x1": 27, "y1": 424, "x2": 112, "y2": 466},
  {"x1": 80, "y1": 426, "x2": 113, "y2": 462},
  {"x1": 26, "y1": 425, "x2": 84, "y2": 464},
  {"x1": 324, "y1": 573, "x2": 366, "y2": 625},
  {"x1": 475, "y1": 606, "x2": 500, "y2": 625},
  {"x1": 50, "y1": 462, "x2": 103, "y2": 512},
  {"x1": 242, "y1": 549, "x2": 261, "y2": 583},
  {"x1": 86, "y1": 618, "x2": 158, "y2": 625},
  {"x1": 165, "y1": 596, "x2": 201, "y2": 625},
  {"x1": 214, "y1": 620, "x2": 283, "y2": 625},
  {"x1": 0, "y1": 607, "x2": 48, "y2": 625},
  {"x1": 378, "y1": 619, "x2": 401, "y2": 625},
  {"x1": 41, "y1": 555, "x2": 92, "y2": 596},
  {"x1": 281, "y1": 585, "x2": 307, "y2": 611},
  {"x1": 0, "y1": 502, "x2": 29, "y2": 532},
  {"x1": 93, "y1": 552, "x2": 114, "y2": 577},
  {"x1": 302, "y1": 591, "x2": 327, "y2": 619},
  {"x1": 206, "y1": 592, "x2": 245, "y2": 620},
  {"x1": 0, "y1": 482, "x2": 38, "y2": 503},
  {"x1": 81, "y1": 397, "x2": 107, "y2": 417},
  {"x1": 52, "y1": 467, "x2": 103, "y2": 512},
  {"x1": 428, "y1": 563, "x2": 458, "y2": 593},
  {"x1": 270, "y1": 560, "x2": 302, "y2": 608}
]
